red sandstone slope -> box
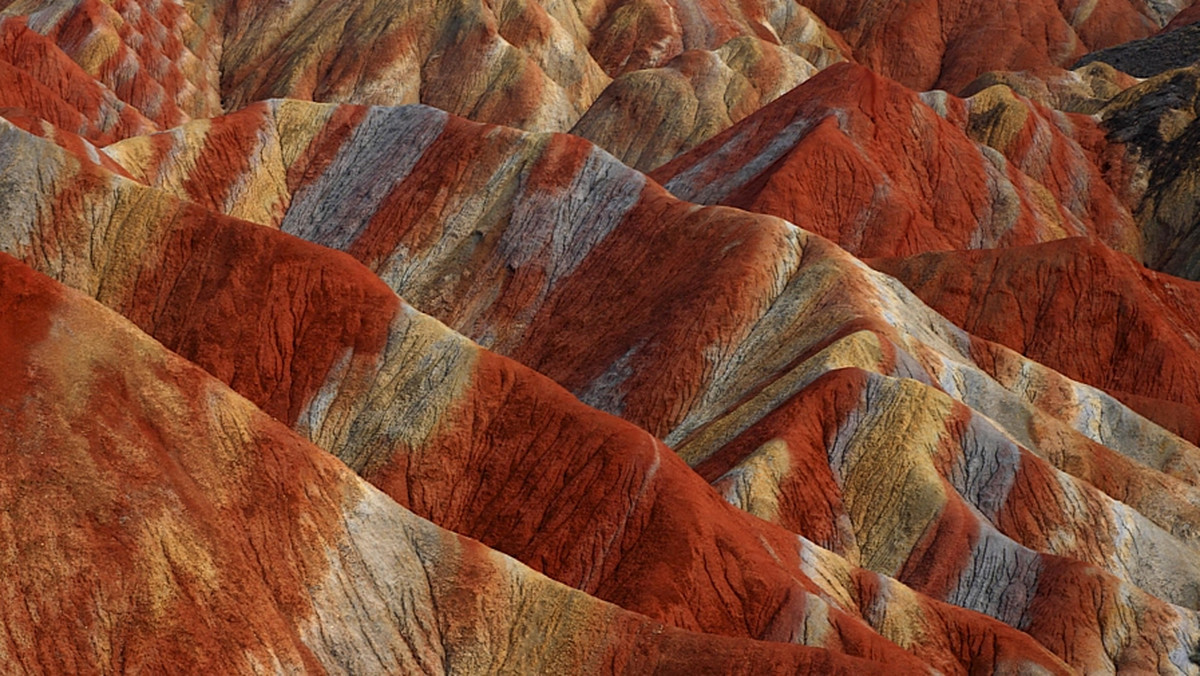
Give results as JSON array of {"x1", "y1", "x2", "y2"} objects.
[
  {"x1": 6, "y1": 0, "x2": 1186, "y2": 177},
  {"x1": 0, "y1": 115, "x2": 1080, "y2": 673},
  {"x1": 942, "y1": 82, "x2": 1138, "y2": 249},
  {"x1": 0, "y1": 0, "x2": 846, "y2": 142},
  {"x1": 798, "y1": 0, "x2": 1173, "y2": 91},
  {"x1": 95, "y1": 96, "x2": 1200, "y2": 533},
  {"x1": 654, "y1": 62, "x2": 1137, "y2": 258},
  {"x1": 100, "y1": 98, "x2": 1186, "y2": 484},
  {"x1": 0, "y1": 0, "x2": 221, "y2": 127},
  {"x1": 0, "y1": 16, "x2": 155, "y2": 142},
  {"x1": 6, "y1": 0, "x2": 1200, "y2": 672},
  {"x1": 0, "y1": 106, "x2": 133, "y2": 176},
  {"x1": 0, "y1": 251, "x2": 902, "y2": 675},
  {"x1": 8, "y1": 108, "x2": 1200, "y2": 670},
  {"x1": 870, "y1": 238, "x2": 1200, "y2": 443},
  {"x1": 98, "y1": 61, "x2": 1139, "y2": 265}
]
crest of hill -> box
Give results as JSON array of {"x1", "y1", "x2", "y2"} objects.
[
  {"x1": 0, "y1": 251, "x2": 909, "y2": 675},
  {"x1": 6, "y1": 111, "x2": 1199, "y2": 671}
]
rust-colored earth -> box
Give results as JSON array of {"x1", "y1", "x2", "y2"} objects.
[{"x1": 3, "y1": 0, "x2": 1200, "y2": 673}]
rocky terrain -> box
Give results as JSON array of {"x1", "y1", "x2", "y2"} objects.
[{"x1": 3, "y1": 0, "x2": 1200, "y2": 673}]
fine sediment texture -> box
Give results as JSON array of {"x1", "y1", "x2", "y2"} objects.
[{"x1": 4, "y1": 0, "x2": 1200, "y2": 672}]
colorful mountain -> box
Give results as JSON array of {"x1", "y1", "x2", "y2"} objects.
[{"x1": 4, "y1": 0, "x2": 1200, "y2": 672}]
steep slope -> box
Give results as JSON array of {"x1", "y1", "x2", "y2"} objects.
[
  {"x1": 0, "y1": 251, "x2": 904, "y2": 675},
  {"x1": 0, "y1": 16, "x2": 155, "y2": 142},
  {"x1": 2, "y1": 0, "x2": 853, "y2": 164},
  {"x1": 1165, "y1": 1, "x2": 1200, "y2": 30},
  {"x1": 1100, "y1": 65, "x2": 1200, "y2": 279},
  {"x1": 103, "y1": 63, "x2": 1141, "y2": 265},
  {"x1": 870, "y1": 238, "x2": 1200, "y2": 444},
  {"x1": 198, "y1": 0, "x2": 836, "y2": 134},
  {"x1": 5, "y1": 0, "x2": 1200, "y2": 672},
  {"x1": 944, "y1": 81, "x2": 1138, "y2": 248},
  {"x1": 0, "y1": 0, "x2": 222, "y2": 126},
  {"x1": 0, "y1": 115, "x2": 1080, "y2": 673},
  {"x1": 960, "y1": 62, "x2": 1138, "y2": 115},
  {"x1": 205, "y1": 0, "x2": 848, "y2": 118},
  {"x1": 99, "y1": 97, "x2": 1200, "y2": 493},
  {"x1": 0, "y1": 106, "x2": 133, "y2": 176},
  {"x1": 798, "y1": 0, "x2": 1179, "y2": 91},
  {"x1": 100, "y1": 98, "x2": 1178, "y2": 480},
  {"x1": 210, "y1": 0, "x2": 611, "y2": 131},
  {"x1": 654, "y1": 62, "x2": 1137, "y2": 258},
  {"x1": 12, "y1": 112, "x2": 1200, "y2": 670},
  {"x1": 948, "y1": 59, "x2": 1200, "y2": 282},
  {"x1": 696, "y1": 365, "x2": 1200, "y2": 671},
  {"x1": 570, "y1": 36, "x2": 825, "y2": 171}
]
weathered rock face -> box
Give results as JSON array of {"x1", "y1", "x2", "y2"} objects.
[
  {"x1": 948, "y1": 82, "x2": 1140, "y2": 250},
  {"x1": 15, "y1": 0, "x2": 1187, "y2": 170},
  {"x1": 798, "y1": 0, "x2": 1180, "y2": 91},
  {"x1": 0, "y1": 0, "x2": 223, "y2": 127},
  {"x1": 653, "y1": 62, "x2": 1139, "y2": 259},
  {"x1": 0, "y1": 0, "x2": 850, "y2": 141},
  {"x1": 961, "y1": 62, "x2": 1139, "y2": 114},
  {"x1": 870, "y1": 238, "x2": 1200, "y2": 445},
  {"x1": 571, "y1": 36, "x2": 828, "y2": 171},
  {"x1": 1100, "y1": 65, "x2": 1200, "y2": 279},
  {"x1": 1164, "y1": 1, "x2": 1200, "y2": 31},
  {"x1": 0, "y1": 16, "x2": 156, "y2": 142},
  {"x1": 1075, "y1": 21, "x2": 1200, "y2": 76},
  {"x1": 0, "y1": 117, "x2": 1077, "y2": 674},
  {"x1": 95, "y1": 97, "x2": 1160, "y2": 461},
  {"x1": 8, "y1": 101, "x2": 1200, "y2": 669},
  {"x1": 7, "y1": 0, "x2": 1200, "y2": 672},
  {"x1": 0, "y1": 251, "x2": 909, "y2": 675},
  {"x1": 207, "y1": 0, "x2": 855, "y2": 141}
]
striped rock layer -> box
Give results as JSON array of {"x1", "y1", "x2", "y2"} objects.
[
  {"x1": 961, "y1": 62, "x2": 1140, "y2": 115},
  {"x1": 0, "y1": 15, "x2": 155, "y2": 142},
  {"x1": 799, "y1": 0, "x2": 1184, "y2": 91},
  {"x1": 870, "y1": 237, "x2": 1200, "y2": 445},
  {"x1": 570, "y1": 36, "x2": 831, "y2": 171},
  {"x1": 0, "y1": 116, "x2": 1074, "y2": 674},
  {"x1": 4, "y1": 0, "x2": 1194, "y2": 172},
  {"x1": 653, "y1": 62, "x2": 1142, "y2": 260},
  {"x1": 652, "y1": 51, "x2": 1200, "y2": 284},
  {"x1": 4, "y1": 0, "x2": 1200, "y2": 673},
  {"x1": 0, "y1": 251, "x2": 904, "y2": 675},
  {"x1": 0, "y1": 0, "x2": 222, "y2": 127},
  {"x1": 0, "y1": 0, "x2": 847, "y2": 161},
  {"x1": 7, "y1": 96, "x2": 1200, "y2": 669}
]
